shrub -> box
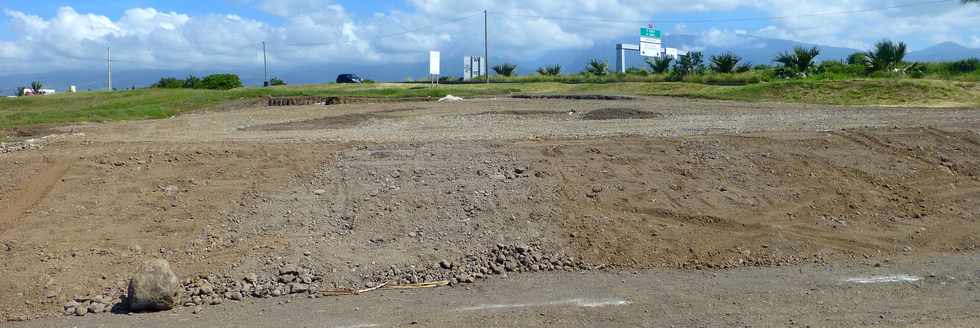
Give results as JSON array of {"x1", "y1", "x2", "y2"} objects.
[
  {"x1": 864, "y1": 40, "x2": 907, "y2": 72},
  {"x1": 669, "y1": 51, "x2": 705, "y2": 81},
  {"x1": 183, "y1": 75, "x2": 201, "y2": 89},
  {"x1": 198, "y1": 74, "x2": 243, "y2": 90},
  {"x1": 30, "y1": 81, "x2": 43, "y2": 94},
  {"x1": 625, "y1": 67, "x2": 648, "y2": 76},
  {"x1": 710, "y1": 52, "x2": 742, "y2": 73},
  {"x1": 774, "y1": 46, "x2": 821, "y2": 77},
  {"x1": 847, "y1": 52, "x2": 867, "y2": 66},
  {"x1": 943, "y1": 58, "x2": 979, "y2": 73},
  {"x1": 269, "y1": 77, "x2": 286, "y2": 86},
  {"x1": 153, "y1": 77, "x2": 184, "y2": 88},
  {"x1": 536, "y1": 64, "x2": 562, "y2": 76},
  {"x1": 492, "y1": 63, "x2": 518, "y2": 77},
  {"x1": 645, "y1": 56, "x2": 673, "y2": 74},
  {"x1": 585, "y1": 59, "x2": 609, "y2": 76},
  {"x1": 816, "y1": 60, "x2": 866, "y2": 78}
]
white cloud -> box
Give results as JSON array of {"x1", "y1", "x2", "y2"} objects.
[
  {"x1": 750, "y1": 0, "x2": 980, "y2": 51},
  {"x1": 0, "y1": 1, "x2": 978, "y2": 75}
]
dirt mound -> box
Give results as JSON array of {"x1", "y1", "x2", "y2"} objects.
[
  {"x1": 243, "y1": 107, "x2": 421, "y2": 131},
  {"x1": 581, "y1": 108, "x2": 663, "y2": 120},
  {"x1": 470, "y1": 110, "x2": 568, "y2": 117},
  {"x1": 512, "y1": 95, "x2": 634, "y2": 101}
]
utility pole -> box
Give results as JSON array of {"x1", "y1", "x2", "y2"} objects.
[
  {"x1": 484, "y1": 10, "x2": 489, "y2": 85},
  {"x1": 106, "y1": 47, "x2": 112, "y2": 91},
  {"x1": 262, "y1": 41, "x2": 268, "y2": 87}
]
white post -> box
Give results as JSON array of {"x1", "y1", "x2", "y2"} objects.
[
  {"x1": 616, "y1": 44, "x2": 626, "y2": 73},
  {"x1": 107, "y1": 47, "x2": 112, "y2": 91}
]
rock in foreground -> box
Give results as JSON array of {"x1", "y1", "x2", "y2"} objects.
[{"x1": 127, "y1": 259, "x2": 180, "y2": 312}]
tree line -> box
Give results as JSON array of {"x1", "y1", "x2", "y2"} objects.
[
  {"x1": 152, "y1": 74, "x2": 246, "y2": 90},
  {"x1": 485, "y1": 39, "x2": 978, "y2": 82}
]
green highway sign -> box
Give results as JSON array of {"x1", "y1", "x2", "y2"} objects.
[{"x1": 640, "y1": 27, "x2": 661, "y2": 38}]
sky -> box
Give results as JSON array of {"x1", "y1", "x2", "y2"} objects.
[{"x1": 0, "y1": 0, "x2": 978, "y2": 78}]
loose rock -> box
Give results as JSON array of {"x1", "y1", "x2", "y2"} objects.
[{"x1": 127, "y1": 259, "x2": 181, "y2": 312}]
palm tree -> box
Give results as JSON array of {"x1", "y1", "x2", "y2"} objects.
[
  {"x1": 710, "y1": 52, "x2": 742, "y2": 73},
  {"x1": 536, "y1": 64, "x2": 561, "y2": 76},
  {"x1": 774, "y1": 46, "x2": 821, "y2": 76},
  {"x1": 30, "y1": 81, "x2": 43, "y2": 95},
  {"x1": 492, "y1": 63, "x2": 518, "y2": 77},
  {"x1": 864, "y1": 40, "x2": 907, "y2": 72},
  {"x1": 585, "y1": 59, "x2": 609, "y2": 76},
  {"x1": 645, "y1": 56, "x2": 673, "y2": 74}
]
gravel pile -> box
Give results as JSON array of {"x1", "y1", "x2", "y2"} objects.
[
  {"x1": 62, "y1": 295, "x2": 117, "y2": 316},
  {"x1": 57, "y1": 244, "x2": 593, "y2": 316},
  {"x1": 366, "y1": 243, "x2": 593, "y2": 286},
  {"x1": 0, "y1": 140, "x2": 44, "y2": 153}
]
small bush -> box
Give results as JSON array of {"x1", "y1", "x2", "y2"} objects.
[
  {"x1": 625, "y1": 67, "x2": 648, "y2": 76},
  {"x1": 537, "y1": 64, "x2": 562, "y2": 76},
  {"x1": 153, "y1": 77, "x2": 184, "y2": 89},
  {"x1": 585, "y1": 59, "x2": 609, "y2": 76},
  {"x1": 816, "y1": 60, "x2": 866, "y2": 78},
  {"x1": 710, "y1": 52, "x2": 742, "y2": 73},
  {"x1": 199, "y1": 74, "x2": 243, "y2": 90},
  {"x1": 184, "y1": 75, "x2": 201, "y2": 89},
  {"x1": 492, "y1": 63, "x2": 518, "y2": 77},
  {"x1": 645, "y1": 56, "x2": 673, "y2": 74}
]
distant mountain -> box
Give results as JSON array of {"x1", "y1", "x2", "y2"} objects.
[{"x1": 907, "y1": 42, "x2": 980, "y2": 62}]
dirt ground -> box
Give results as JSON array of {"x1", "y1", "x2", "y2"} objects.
[
  {"x1": 14, "y1": 253, "x2": 980, "y2": 328},
  {"x1": 1, "y1": 96, "x2": 979, "y2": 321}
]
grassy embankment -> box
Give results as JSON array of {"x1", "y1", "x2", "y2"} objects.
[{"x1": 1, "y1": 79, "x2": 978, "y2": 131}]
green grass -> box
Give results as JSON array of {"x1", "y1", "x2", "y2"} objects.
[
  {"x1": 0, "y1": 84, "x2": 521, "y2": 129},
  {"x1": 701, "y1": 79, "x2": 980, "y2": 106},
  {"x1": 2, "y1": 79, "x2": 978, "y2": 129}
]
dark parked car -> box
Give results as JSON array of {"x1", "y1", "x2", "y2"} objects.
[{"x1": 336, "y1": 74, "x2": 363, "y2": 84}]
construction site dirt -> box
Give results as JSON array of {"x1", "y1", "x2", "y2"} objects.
[{"x1": 1, "y1": 96, "x2": 978, "y2": 325}]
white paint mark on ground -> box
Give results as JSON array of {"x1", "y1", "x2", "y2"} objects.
[
  {"x1": 846, "y1": 274, "x2": 922, "y2": 284},
  {"x1": 456, "y1": 298, "x2": 631, "y2": 312},
  {"x1": 332, "y1": 324, "x2": 379, "y2": 328}
]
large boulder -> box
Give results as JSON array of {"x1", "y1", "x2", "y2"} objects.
[{"x1": 126, "y1": 259, "x2": 180, "y2": 312}]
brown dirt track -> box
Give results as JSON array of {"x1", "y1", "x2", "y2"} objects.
[{"x1": 1, "y1": 96, "x2": 979, "y2": 321}]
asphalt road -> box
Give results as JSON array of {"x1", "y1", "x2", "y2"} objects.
[{"x1": 13, "y1": 253, "x2": 979, "y2": 328}]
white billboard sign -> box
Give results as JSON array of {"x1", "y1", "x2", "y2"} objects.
[
  {"x1": 640, "y1": 42, "x2": 662, "y2": 57},
  {"x1": 640, "y1": 37, "x2": 662, "y2": 44},
  {"x1": 429, "y1": 51, "x2": 441, "y2": 75},
  {"x1": 639, "y1": 25, "x2": 663, "y2": 57}
]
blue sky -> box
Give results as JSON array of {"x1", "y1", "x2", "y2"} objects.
[{"x1": 0, "y1": 0, "x2": 977, "y2": 77}]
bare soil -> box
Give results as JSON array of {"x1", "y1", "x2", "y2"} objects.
[
  {"x1": 580, "y1": 107, "x2": 663, "y2": 120},
  {"x1": 1, "y1": 96, "x2": 979, "y2": 321}
]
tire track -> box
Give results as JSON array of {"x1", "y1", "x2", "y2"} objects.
[{"x1": 0, "y1": 157, "x2": 73, "y2": 224}]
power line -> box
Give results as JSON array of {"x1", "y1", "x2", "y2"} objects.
[{"x1": 488, "y1": 0, "x2": 957, "y2": 25}]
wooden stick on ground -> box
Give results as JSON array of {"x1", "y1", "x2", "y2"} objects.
[{"x1": 320, "y1": 280, "x2": 449, "y2": 297}]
